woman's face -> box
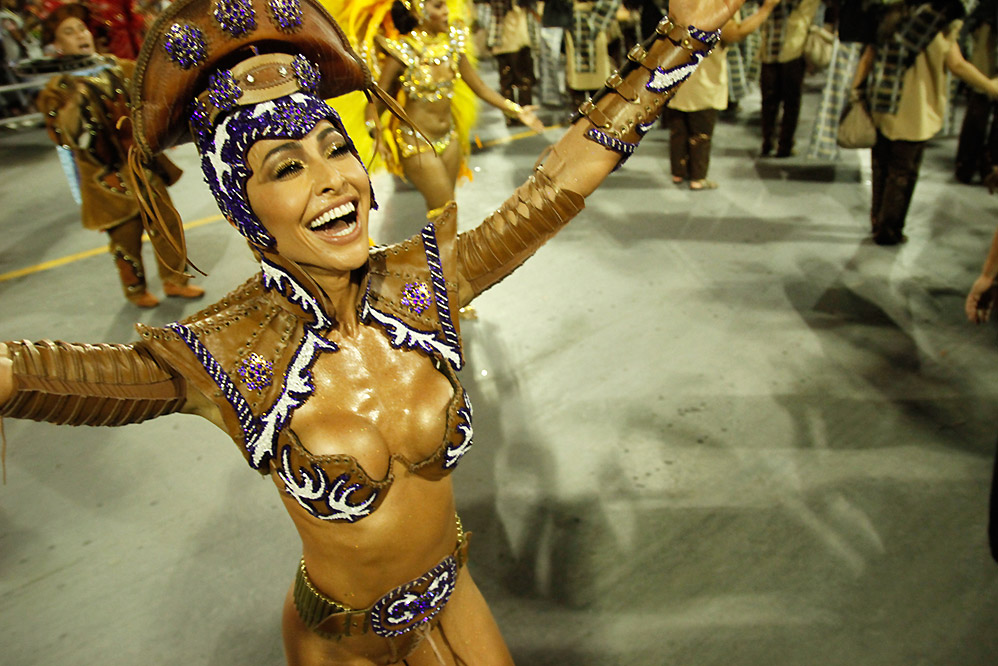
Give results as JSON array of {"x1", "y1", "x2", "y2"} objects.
[
  {"x1": 421, "y1": 0, "x2": 449, "y2": 33},
  {"x1": 246, "y1": 120, "x2": 371, "y2": 277}
]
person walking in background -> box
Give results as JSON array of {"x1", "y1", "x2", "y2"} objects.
[
  {"x1": 955, "y1": 0, "x2": 998, "y2": 185},
  {"x1": 353, "y1": 0, "x2": 543, "y2": 215},
  {"x1": 37, "y1": 3, "x2": 204, "y2": 306},
  {"x1": 667, "y1": 0, "x2": 780, "y2": 190},
  {"x1": 488, "y1": 0, "x2": 538, "y2": 125},
  {"x1": 852, "y1": 1, "x2": 998, "y2": 246},
  {"x1": 566, "y1": 0, "x2": 619, "y2": 108},
  {"x1": 538, "y1": 0, "x2": 571, "y2": 106},
  {"x1": 757, "y1": 0, "x2": 820, "y2": 157}
]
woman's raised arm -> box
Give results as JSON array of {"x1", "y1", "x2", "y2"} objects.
[
  {"x1": 541, "y1": 0, "x2": 744, "y2": 198},
  {"x1": 453, "y1": 1, "x2": 744, "y2": 304}
]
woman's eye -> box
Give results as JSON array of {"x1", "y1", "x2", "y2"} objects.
[
  {"x1": 326, "y1": 143, "x2": 349, "y2": 159},
  {"x1": 274, "y1": 160, "x2": 303, "y2": 179}
]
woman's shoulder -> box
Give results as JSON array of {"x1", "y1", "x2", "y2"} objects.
[
  {"x1": 136, "y1": 274, "x2": 265, "y2": 341},
  {"x1": 365, "y1": 205, "x2": 464, "y2": 367},
  {"x1": 448, "y1": 22, "x2": 470, "y2": 48},
  {"x1": 376, "y1": 33, "x2": 415, "y2": 65}
]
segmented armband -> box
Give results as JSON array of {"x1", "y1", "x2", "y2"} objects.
[
  {"x1": 1, "y1": 340, "x2": 186, "y2": 426},
  {"x1": 456, "y1": 166, "x2": 586, "y2": 299},
  {"x1": 576, "y1": 17, "x2": 720, "y2": 168}
]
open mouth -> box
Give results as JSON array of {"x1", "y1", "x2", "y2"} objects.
[{"x1": 307, "y1": 201, "x2": 359, "y2": 240}]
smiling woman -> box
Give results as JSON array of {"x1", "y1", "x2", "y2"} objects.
[
  {"x1": 246, "y1": 122, "x2": 372, "y2": 278},
  {"x1": 0, "y1": 0, "x2": 742, "y2": 663}
]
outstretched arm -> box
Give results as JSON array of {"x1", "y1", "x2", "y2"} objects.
[
  {"x1": 851, "y1": 44, "x2": 875, "y2": 93},
  {"x1": 721, "y1": 0, "x2": 779, "y2": 45},
  {"x1": 367, "y1": 54, "x2": 404, "y2": 126},
  {"x1": 454, "y1": 1, "x2": 744, "y2": 303},
  {"x1": 967, "y1": 226, "x2": 998, "y2": 323},
  {"x1": 0, "y1": 339, "x2": 191, "y2": 425},
  {"x1": 457, "y1": 54, "x2": 543, "y2": 132},
  {"x1": 946, "y1": 40, "x2": 998, "y2": 99}
]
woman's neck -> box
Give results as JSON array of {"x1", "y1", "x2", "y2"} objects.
[
  {"x1": 418, "y1": 23, "x2": 446, "y2": 37},
  {"x1": 312, "y1": 269, "x2": 362, "y2": 335}
]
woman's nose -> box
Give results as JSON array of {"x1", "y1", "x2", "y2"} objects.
[{"x1": 312, "y1": 158, "x2": 345, "y2": 194}]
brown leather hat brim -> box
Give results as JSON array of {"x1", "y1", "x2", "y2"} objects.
[{"x1": 130, "y1": 0, "x2": 371, "y2": 156}]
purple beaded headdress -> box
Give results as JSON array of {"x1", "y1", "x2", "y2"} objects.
[
  {"x1": 194, "y1": 86, "x2": 376, "y2": 249},
  {"x1": 129, "y1": 0, "x2": 398, "y2": 264}
]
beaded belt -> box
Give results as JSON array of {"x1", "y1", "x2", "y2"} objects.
[{"x1": 293, "y1": 516, "x2": 470, "y2": 639}]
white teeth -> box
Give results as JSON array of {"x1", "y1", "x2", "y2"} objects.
[{"x1": 309, "y1": 201, "x2": 356, "y2": 229}]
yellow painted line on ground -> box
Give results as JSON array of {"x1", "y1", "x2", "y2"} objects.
[
  {"x1": 0, "y1": 214, "x2": 224, "y2": 283},
  {"x1": 474, "y1": 123, "x2": 564, "y2": 151},
  {"x1": 1, "y1": 124, "x2": 564, "y2": 284}
]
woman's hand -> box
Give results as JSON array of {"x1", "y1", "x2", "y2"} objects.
[
  {"x1": 0, "y1": 343, "x2": 12, "y2": 406},
  {"x1": 966, "y1": 276, "x2": 997, "y2": 323},
  {"x1": 518, "y1": 105, "x2": 544, "y2": 133},
  {"x1": 668, "y1": 0, "x2": 746, "y2": 32}
]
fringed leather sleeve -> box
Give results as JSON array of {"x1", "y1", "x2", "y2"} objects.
[
  {"x1": 455, "y1": 166, "x2": 586, "y2": 302},
  {"x1": 0, "y1": 340, "x2": 186, "y2": 426}
]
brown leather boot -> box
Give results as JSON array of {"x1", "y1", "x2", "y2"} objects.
[
  {"x1": 163, "y1": 282, "x2": 206, "y2": 299},
  {"x1": 128, "y1": 290, "x2": 160, "y2": 308}
]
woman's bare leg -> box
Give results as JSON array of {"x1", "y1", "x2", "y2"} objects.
[{"x1": 401, "y1": 139, "x2": 463, "y2": 212}]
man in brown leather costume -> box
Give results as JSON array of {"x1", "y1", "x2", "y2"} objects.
[
  {"x1": 37, "y1": 3, "x2": 204, "y2": 307},
  {"x1": 0, "y1": 0, "x2": 740, "y2": 663}
]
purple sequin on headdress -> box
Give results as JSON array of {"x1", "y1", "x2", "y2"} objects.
[
  {"x1": 190, "y1": 98, "x2": 213, "y2": 149},
  {"x1": 214, "y1": 0, "x2": 257, "y2": 37},
  {"x1": 207, "y1": 70, "x2": 242, "y2": 113},
  {"x1": 292, "y1": 55, "x2": 319, "y2": 94},
  {"x1": 164, "y1": 23, "x2": 208, "y2": 69},
  {"x1": 269, "y1": 0, "x2": 303, "y2": 31},
  {"x1": 196, "y1": 91, "x2": 377, "y2": 249}
]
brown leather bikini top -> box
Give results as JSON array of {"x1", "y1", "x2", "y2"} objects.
[{"x1": 145, "y1": 215, "x2": 473, "y2": 523}]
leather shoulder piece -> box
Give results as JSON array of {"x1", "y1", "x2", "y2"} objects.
[
  {"x1": 1, "y1": 339, "x2": 185, "y2": 427},
  {"x1": 365, "y1": 204, "x2": 464, "y2": 369},
  {"x1": 137, "y1": 273, "x2": 307, "y2": 464},
  {"x1": 456, "y1": 166, "x2": 585, "y2": 301}
]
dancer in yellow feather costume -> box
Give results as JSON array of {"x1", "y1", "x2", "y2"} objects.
[{"x1": 323, "y1": 0, "x2": 543, "y2": 213}]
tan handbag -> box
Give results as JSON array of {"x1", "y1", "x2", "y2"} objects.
[
  {"x1": 803, "y1": 25, "x2": 835, "y2": 70},
  {"x1": 837, "y1": 99, "x2": 877, "y2": 149}
]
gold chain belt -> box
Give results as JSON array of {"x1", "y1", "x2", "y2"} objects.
[
  {"x1": 395, "y1": 125, "x2": 456, "y2": 159},
  {"x1": 293, "y1": 515, "x2": 469, "y2": 639}
]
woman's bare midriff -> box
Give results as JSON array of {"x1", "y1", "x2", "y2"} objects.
[
  {"x1": 402, "y1": 98, "x2": 455, "y2": 139},
  {"x1": 275, "y1": 324, "x2": 462, "y2": 607}
]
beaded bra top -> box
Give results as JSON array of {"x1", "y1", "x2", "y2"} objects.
[
  {"x1": 138, "y1": 210, "x2": 472, "y2": 523},
  {"x1": 377, "y1": 24, "x2": 468, "y2": 102}
]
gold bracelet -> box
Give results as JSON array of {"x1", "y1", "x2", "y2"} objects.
[{"x1": 502, "y1": 99, "x2": 523, "y2": 118}]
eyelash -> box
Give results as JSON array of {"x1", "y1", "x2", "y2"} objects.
[
  {"x1": 326, "y1": 143, "x2": 349, "y2": 158},
  {"x1": 272, "y1": 144, "x2": 349, "y2": 179},
  {"x1": 274, "y1": 160, "x2": 302, "y2": 179}
]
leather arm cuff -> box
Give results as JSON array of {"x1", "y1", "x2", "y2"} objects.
[
  {"x1": 1, "y1": 340, "x2": 186, "y2": 426},
  {"x1": 456, "y1": 166, "x2": 586, "y2": 301},
  {"x1": 575, "y1": 16, "x2": 719, "y2": 151}
]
